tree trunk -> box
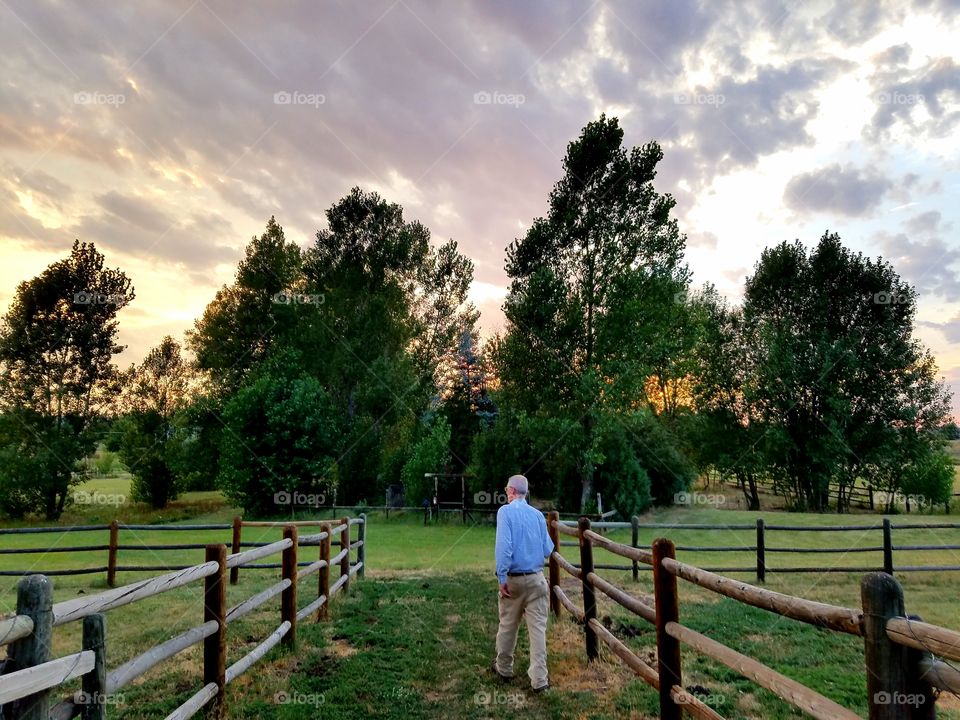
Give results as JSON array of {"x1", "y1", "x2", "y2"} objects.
[
  {"x1": 580, "y1": 414, "x2": 594, "y2": 511},
  {"x1": 743, "y1": 472, "x2": 760, "y2": 511}
]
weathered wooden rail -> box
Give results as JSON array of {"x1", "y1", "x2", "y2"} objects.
[
  {"x1": 0, "y1": 515, "x2": 367, "y2": 719},
  {"x1": 547, "y1": 511, "x2": 960, "y2": 719},
  {"x1": 0, "y1": 516, "x2": 372, "y2": 587},
  {"x1": 550, "y1": 517, "x2": 960, "y2": 581}
]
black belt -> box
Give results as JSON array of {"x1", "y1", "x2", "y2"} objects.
[{"x1": 507, "y1": 570, "x2": 542, "y2": 576}]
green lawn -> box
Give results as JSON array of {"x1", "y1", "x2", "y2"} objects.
[{"x1": 3, "y1": 479, "x2": 960, "y2": 718}]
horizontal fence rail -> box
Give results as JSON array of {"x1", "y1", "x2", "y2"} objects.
[
  {"x1": 0, "y1": 514, "x2": 367, "y2": 719},
  {"x1": 551, "y1": 516, "x2": 960, "y2": 579},
  {"x1": 546, "y1": 511, "x2": 960, "y2": 720}
]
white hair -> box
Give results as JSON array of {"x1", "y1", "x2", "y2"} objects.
[{"x1": 507, "y1": 474, "x2": 528, "y2": 496}]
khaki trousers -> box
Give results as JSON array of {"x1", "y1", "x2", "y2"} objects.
[{"x1": 495, "y1": 571, "x2": 549, "y2": 689}]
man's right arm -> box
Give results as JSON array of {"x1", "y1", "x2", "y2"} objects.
[{"x1": 495, "y1": 506, "x2": 512, "y2": 584}]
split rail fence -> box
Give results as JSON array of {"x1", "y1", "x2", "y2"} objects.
[
  {"x1": 551, "y1": 517, "x2": 960, "y2": 581},
  {"x1": 0, "y1": 515, "x2": 366, "y2": 719},
  {"x1": 547, "y1": 512, "x2": 960, "y2": 719}
]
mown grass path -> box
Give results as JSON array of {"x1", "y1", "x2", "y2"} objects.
[{"x1": 225, "y1": 571, "x2": 960, "y2": 720}]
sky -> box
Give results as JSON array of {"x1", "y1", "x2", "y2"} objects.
[{"x1": 0, "y1": 0, "x2": 958, "y2": 418}]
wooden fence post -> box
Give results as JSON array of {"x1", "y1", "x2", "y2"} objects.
[
  {"x1": 230, "y1": 517, "x2": 242, "y2": 585},
  {"x1": 80, "y1": 614, "x2": 106, "y2": 720},
  {"x1": 653, "y1": 538, "x2": 682, "y2": 720},
  {"x1": 357, "y1": 513, "x2": 366, "y2": 579},
  {"x1": 318, "y1": 523, "x2": 331, "y2": 621},
  {"x1": 578, "y1": 517, "x2": 598, "y2": 661},
  {"x1": 203, "y1": 545, "x2": 226, "y2": 720},
  {"x1": 756, "y1": 518, "x2": 766, "y2": 583},
  {"x1": 281, "y1": 525, "x2": 298, "y2": 648},
  {"x1": 107, "y1": 520, "x2": 119, "y2": 588},
  {"x1": 631, "y1": 516, "x2": 640, "y2": 582},
  {"x1": 7, "y1": 574, "x2": 53, "y2": 720},
  {"x1": 882, "y1": 518, "x2": 894, "y2": 576},
  {"x1": 547, "y1": 511, "x2": 560, "y2": 617},
  {"x1": 862, "y1": 572, "x2": 931, "y2": 720},
  {"x1": 340, "y1": 516, "x2": 350, "y2": 595}
]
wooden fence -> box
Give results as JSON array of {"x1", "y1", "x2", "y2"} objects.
[
  {"x1": 547, "y1": 512, "x2": 960, "y2": 719},
  {"x1": 552, "y1": 518, "x2": 960, "y2": 581},
  {"x1": 0, "y1": 515, "x2": 366, "y2": 719},
  {"x1": 0, "y1": 516, "x2": 371, "y2": 585},
  {"x1": 724, "y1": 476, "x2": 960, "y2": 513}
]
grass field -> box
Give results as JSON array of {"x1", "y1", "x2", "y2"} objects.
[{"x1": 2, "y1": 475, "x2": 960, "y2": 718}]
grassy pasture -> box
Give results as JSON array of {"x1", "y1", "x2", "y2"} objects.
[{"x1": 3, "y1": 476, "x2": 960, "y2": 717}]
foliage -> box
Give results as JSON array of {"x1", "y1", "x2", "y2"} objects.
[
  {"x1": 0, "y1": 240, "x2": 132, "y2": 519},
  {"x1": 738, "y1": 232, "x2": 952, "y2": 511},
  {"x1": 187, "y1": 217, "x2": 303, "y2": 396},
  {"x1": 899, "y1": 447, "x2": 955, "y2": 511},
  {"x1": 493, "y1": 115, "x2": 692, "y2": 510},
  {"x1": 688, "y1": 285, "x2": 765, "y2": 509},
  {"x1": 92, "y1": 449, "x2": 118, "y2": 476},
  {"x1": 401, "y1": 415, "x2": 452, "y2": 503},
  {"x1": 218, "y1": 359, "x2": 342, "y2": 515},
  {"x1": 438, "y1": 330, "x2": 496, "y2": 473},
  {"x1": 115, "y1": 337, "x2": 194, "y2": 508}
]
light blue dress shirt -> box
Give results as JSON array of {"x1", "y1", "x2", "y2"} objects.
[{"x1": 495, "y1": 498, "x2": 555, "y2": 584}]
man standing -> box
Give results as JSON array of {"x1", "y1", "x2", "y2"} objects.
[{"x1": 493, "y1": 474, "x2": 555, "y2": 692}]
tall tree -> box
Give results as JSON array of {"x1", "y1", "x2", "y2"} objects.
[
  {"x1": 301, "y1": 189, "x2": 475, "y2": 502},
  {"x1": 689, "y1": 286, "x2": 764, "y2": 510},
  {"x1": 0, "y1": 241, "x2": 133, "y2": 519},
  {"x1": 187, "y1": 217, "x2": 303, "y2": 396},
  {"x1": 495, "y1": 115, "x2": 691, "y2": 509},
  {"x1": 116, "y1": 336, "x2": 194, "y2": 508},
  {"x1": 741, "y1": 232, "x2": 952, "y2": 510},
  {"x1": 438, "y1": 329, "x2": 496, "y2": 473}
]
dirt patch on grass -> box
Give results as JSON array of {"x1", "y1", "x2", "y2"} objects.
[
  {"x1": 549, "y1": 615, "x2": 637, "y2": 695},
  {"x1": 328, "y1": 636, "x2": 359, "y2": 658}
]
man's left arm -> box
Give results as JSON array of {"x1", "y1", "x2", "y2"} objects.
[{"x1": 540, "y1": 513, "x2": 555, "y2": 558}]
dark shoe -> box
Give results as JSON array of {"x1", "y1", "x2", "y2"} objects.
[
  {"x1": 490, "y1": 662, "x2": 513, "y2": 683},
  {"x1": 533, "y1": 683, "x2": 550, "y2": 694}
]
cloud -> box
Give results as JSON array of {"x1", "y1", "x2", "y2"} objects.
[
  {"x1": 0, "y1": 0, "x2": 956, "y2": 365},
  {"x1": 783, "y1": 164, "x2": 892, "y2": 216},
  {"x1": 919, "y1": 313, "x2": 960, "y2": 343},
  {"x1": 903, "y1": 210, "x2": 945, "y2": 235},
  {"x1": 866, "y1": 56, "x2": 960, "y2": 140},
  {"x1": 874, "y1": 231, "x2": 960, "y2": 302},
  {"x1": 71, "y1": 196, "x2": 240, "y2": 274}
]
